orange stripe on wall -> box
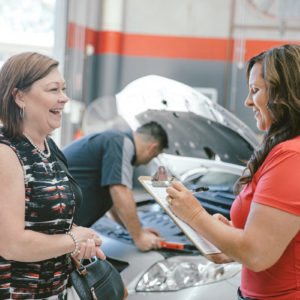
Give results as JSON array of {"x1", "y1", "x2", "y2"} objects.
[
  {"x1": 122, "y1": 34, "x2": 230, "y2": 60},
  {"x1": 68, "y1": 23, "x2": 123, "y2": 54},
  {"x1": 67, "y1": 22, "x2": 231, "y2": 60},
  {"x1": 244, "y1": 40, "x2": 300, "y2": 61},
  {"x1": 67, "y1": 22, "x2": 299, "y2": 62}
]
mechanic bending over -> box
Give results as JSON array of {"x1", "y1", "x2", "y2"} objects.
[
  {"x1": 63, "y1": 121, "x2": 169, "y2": 251},
  {"x1": 166, "y1": 44, "x2": 300, "y2": 300}
]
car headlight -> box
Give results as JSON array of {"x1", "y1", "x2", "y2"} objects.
[{"x1": 136, "y1": 256, "x2": 241, "y2": 292}]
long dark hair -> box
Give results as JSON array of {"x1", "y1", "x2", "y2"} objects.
[{"x1": 234, "y1": 44, "x2": 300, "y2": 193}]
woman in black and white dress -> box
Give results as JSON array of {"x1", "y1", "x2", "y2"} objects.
[{"x1": 0, "y1": 52, "x2": 105, "y2": 299}]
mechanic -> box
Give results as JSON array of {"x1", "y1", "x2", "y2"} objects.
[{"x1": 63, "y1": 121, "x2": 168, "y2": 251}]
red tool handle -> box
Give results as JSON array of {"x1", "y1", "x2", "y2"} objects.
[{"x1": 161, "y1": 241, "x2": 184, "y2": 250}]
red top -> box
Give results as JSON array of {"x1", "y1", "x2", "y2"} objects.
[{"x1": 231, "y1": 136, "x2": 300, "y2": 299}]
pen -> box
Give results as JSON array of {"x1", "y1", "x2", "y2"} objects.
[{"x1": 190, "y1": 186, "x2": 209, "y2": 193}]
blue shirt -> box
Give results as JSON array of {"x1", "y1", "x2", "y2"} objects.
[{"x1": 63, "y1": 130, "x2": 136, "y2": 226}]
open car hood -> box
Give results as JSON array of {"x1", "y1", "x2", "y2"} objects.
[{"x1": 83, "y1": 75, "x2": 259, "y2": 166}]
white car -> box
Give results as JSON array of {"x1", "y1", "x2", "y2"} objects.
[{"x1": 82, "y1": 75, "x2": 259, "y2": 300}]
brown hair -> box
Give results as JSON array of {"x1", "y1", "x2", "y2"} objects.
[
  {"x1": 0, "y1": 52, "x2": 59, "y2": 139},
  {"x1": 234, "y1": 44, "x2": 300, "y2": 193}
]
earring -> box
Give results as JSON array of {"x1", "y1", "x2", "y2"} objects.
[{"x1": 20, "y1": 107, "x2": 24, "y2": 119}]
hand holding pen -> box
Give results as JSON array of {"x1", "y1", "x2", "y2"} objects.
[
  {"x1": 166, "y1": 185, "x2": 209, "y2": 205},
  {"x1": 166, "y1": 181, "x2": 207, "y2": 225}
]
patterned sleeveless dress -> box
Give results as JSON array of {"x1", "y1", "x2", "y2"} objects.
[{"x1": 0, "y1": 130, "x2": 77, "y2": 300}]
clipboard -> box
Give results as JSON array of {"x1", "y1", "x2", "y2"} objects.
[{"x1": 138, "y1": 176, "x2": 221, "y2": 256}]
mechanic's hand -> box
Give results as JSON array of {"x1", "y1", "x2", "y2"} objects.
[
  {"x1": 134, "y1": 227, "x2": 165, "y2": 251},
  {"x1": 166, "y1": 181, "x2": 204, "y2": 225},
  {"x1": 70, "y1": 226, "x2": 106, "y2": 260}
]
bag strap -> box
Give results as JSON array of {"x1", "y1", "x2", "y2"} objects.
[{"x1": 71, "y1": 256, "x2": 88, "y2": 276}]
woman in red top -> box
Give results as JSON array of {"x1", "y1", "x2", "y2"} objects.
[{"x1": 166, "y1": 44, "x2": 300, "y2": 299}]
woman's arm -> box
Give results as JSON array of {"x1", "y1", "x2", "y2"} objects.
[
  {"x1": 167, "y1": 181, "x2": 300, "y2": 272},
  {"x1": 205, "y1": 213, "x2": 235, "y2": 264},
  {"x1": 0, "y1": 144, "x2": 104, "y2": 262}
]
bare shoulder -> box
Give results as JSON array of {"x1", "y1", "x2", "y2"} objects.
[
  {"x1": 0, "y1": 142, "x2": 19, "y2": 158},
  {"x1": 0, "y1": 143, "x2": 23, "y2": 174}
]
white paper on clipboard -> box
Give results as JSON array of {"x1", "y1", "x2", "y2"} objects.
[{"x1": 139, "y1": 176, "x2": 221, "y2": 255}]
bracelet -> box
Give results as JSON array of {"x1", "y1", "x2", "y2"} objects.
[{"x1": 66, "y1": 231, "x2": 79, "y2": 256}]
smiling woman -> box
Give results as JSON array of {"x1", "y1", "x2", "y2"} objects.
[
  {"x1": 166, "y1": 44, "x2": 300, "y2": 300},
  {"x1": 244, "y1": 62, "x2": 273, "y2": 131},
  {"x1": 15, "y1": 67, "x2": 68, "y2": 141},
  {"x1": 0, "y1": 52, "x2": 106, "y2": 300}
]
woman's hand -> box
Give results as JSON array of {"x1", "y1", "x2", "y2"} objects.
[
  {"x1": 206, "y1": 252, "x2": 234, "y2": 264},
  {"x1": 70, "y1": 226, "x2": 106, "y2": 260},
  {"x1": 213, "y1": 213, "x2": 232, "y2": 227},
  {"x1": 166, "y1": 181, "x2": 204, "y2": 225},
  {"x1": 166, "y1": 183, "x2": 235, "y2": 264},
  {"x1": 204, "y1": 214, "x2": 234, "y2": 264}
]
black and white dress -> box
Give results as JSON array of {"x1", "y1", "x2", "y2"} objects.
[{"x1": 0, "y1": 130, "x2": 79, "y2": 300}]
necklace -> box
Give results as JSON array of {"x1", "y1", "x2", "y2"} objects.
[{"x1": 24, "y1": 134, "x2": 51, "y2": 159}]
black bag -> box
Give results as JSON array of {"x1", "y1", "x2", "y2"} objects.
[{"x1": 70, "y1": 256, "x2": 128, "y2": 300}]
